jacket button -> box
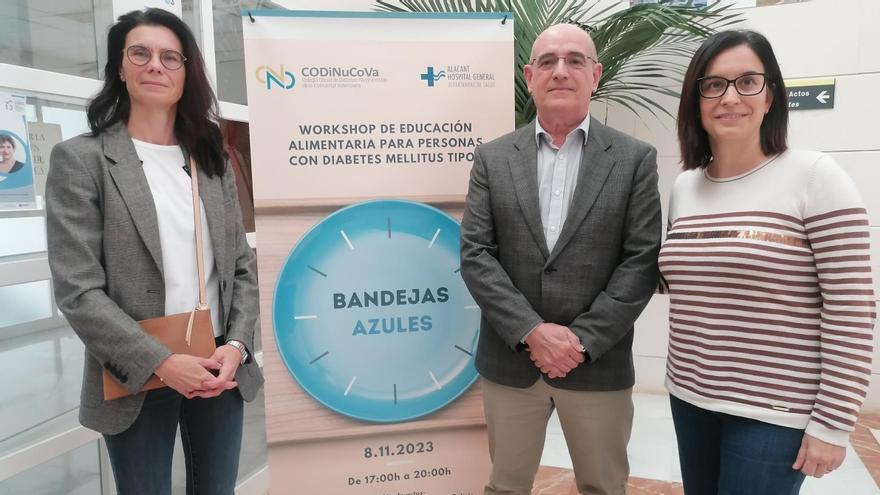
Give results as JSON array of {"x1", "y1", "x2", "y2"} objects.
[{"x1": 544, "y1": 267, "x2": 555, "y2": 275}]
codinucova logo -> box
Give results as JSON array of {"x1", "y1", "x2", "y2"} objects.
[
  {"x1": 255, "y1": 65, "x2": 296, "y2": 90},
  {"x1": 300, "y1": 66, "x2": 381, "y2": 77},
  {"x1": 256, "y1": 65, "x2": 383, "y2": 90}
]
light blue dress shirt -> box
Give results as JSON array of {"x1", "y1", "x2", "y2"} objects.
[
  {"x1": 535, "y1": 114, "x2": 590, "y2": 253},
  {"x1": 521, "y1": 114, "x2": 591, "y2": 344}
]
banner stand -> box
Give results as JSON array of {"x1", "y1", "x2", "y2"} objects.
[{"x1": 244, "y1": 11, "x2": 513, "y2": 494}]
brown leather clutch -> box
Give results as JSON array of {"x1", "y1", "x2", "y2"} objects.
[{"x1": 102, "y1": 309, "x2": 217, "y2": 400}]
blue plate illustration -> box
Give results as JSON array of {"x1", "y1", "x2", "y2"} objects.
[{"x1": 273, "y1": 200, "x2": 480, "y2": 422}]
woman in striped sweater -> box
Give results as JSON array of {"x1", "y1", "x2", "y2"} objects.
[{"x1": 661, "y1": 30, "x2": 874, "y2": 494}]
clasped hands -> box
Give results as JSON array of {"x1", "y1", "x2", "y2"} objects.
[
  {"x1": 525, "y1": 323, "x2": 586, "y2": 378},
  {"x1": 154, "y1": 345, "x2": 242, "y2": 399}
]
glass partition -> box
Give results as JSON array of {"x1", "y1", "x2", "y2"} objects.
[
  {"x1": 2, "y1": 440, "x2": 104, "y2": 495},
  {"x1": 1, "y1": 0, "x2": 202, "y2": 81},
  {"x1": 214, "y1": 1, "x2": 285, "y2": 104}
]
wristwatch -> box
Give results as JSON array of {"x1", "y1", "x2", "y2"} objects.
[{"x1": 226, "y1": 339, "x2": 249, "y2": 365}]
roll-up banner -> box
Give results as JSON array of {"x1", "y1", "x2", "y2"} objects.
[
  {"x1": 0, "y1": 93, "x2": 36, "y2": 211},
  {"x1": 243, "y1": 10, "x2": 514, "y2": 494}
]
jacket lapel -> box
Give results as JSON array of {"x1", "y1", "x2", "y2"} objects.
[
  {"x1": 547, "y1": 118, "x2": 616, "y2": 265},
  {"x1": 104, "y1": 122, "x2": 164, "y2": 274},
  {"x1": 508, "y1": 122, "x2": 550, "y2": 260}
]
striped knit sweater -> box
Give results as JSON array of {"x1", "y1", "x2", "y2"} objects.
[{"x1": 660, "y1": 149, "x2": 875, "y2": 446}]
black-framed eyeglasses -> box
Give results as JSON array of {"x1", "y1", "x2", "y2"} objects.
[
  {"x1": 529, "y1": 53, "x2": 598, "y2": 71},
  {"x1": 123, "y1": 45, "x2": 187, "y2": 71},
  {"x1": 698, "y1": 73, "x2": 767, "y2": 99}
]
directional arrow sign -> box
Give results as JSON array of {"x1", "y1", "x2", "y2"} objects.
[{"x1": 786, "y1": 77, "x2": 835, "y2": 110}]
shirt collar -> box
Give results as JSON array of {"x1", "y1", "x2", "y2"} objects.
[{"x1": 535, "y1": 113, "x2": 591, "y2": 148}]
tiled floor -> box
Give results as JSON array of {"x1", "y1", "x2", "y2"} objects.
[{"x1": 535, "y1": 394, "x2": 880, "y2": 494}]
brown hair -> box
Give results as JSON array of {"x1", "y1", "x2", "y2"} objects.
[{"x1": 677, "y1": 30, "x2": 788, "y2": 170}]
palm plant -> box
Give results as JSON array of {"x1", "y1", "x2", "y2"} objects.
[{"x1": 374, "y1": 0, "x2": 741, "y2": 125}]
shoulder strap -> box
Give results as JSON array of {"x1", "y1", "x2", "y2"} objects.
[{"x1": 188, "y1": 156, "x2": 208, "y2": 308}]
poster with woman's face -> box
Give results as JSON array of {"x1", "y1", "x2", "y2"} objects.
[{"x1": 0, "y1": 93, "x2": 36, "y2": 210}]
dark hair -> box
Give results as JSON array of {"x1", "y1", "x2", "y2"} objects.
[
  {"x1": 0, "y1": 135, "x2": 15, "y2": 148},
  {"x1": 87, "y1": 8, "x2": 225, "y2": 177},
  {"x1": 677, "y1": 30, "x2": 788, "y2": 170}
]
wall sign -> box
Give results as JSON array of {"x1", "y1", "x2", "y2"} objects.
[{"x1": 786, "y1": 77, "x2": 835, "y2": 110}]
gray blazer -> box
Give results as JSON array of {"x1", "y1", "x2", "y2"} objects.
[
  {"x1": 46, "y1": 122, "x2": 264, "y2": 435},
  {"x1": 460, "y1": 118, "x2": 661, "y2": 391}
]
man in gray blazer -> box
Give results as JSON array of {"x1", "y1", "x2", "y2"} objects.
[{"x1": 460, "y1": 24, "x2": 661, "y2": 494}]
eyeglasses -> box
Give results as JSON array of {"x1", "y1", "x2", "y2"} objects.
[
  {"x1": 123, "y1": 45, "x2": 187, "y2": 71},
  {"x1": 698, "y1": 73, "x2": 767, "y2": 99},
  {"x1": 529, "y1": 53, "x2": 597, "y2": 71}
]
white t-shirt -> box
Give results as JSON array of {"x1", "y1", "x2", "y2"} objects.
[{"x1": 133, "y1": 139, "x2": 223, "y2": 337}]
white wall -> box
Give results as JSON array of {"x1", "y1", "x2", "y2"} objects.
[{"x1": 610, "y1": 0, "x2": 880, "y2": 412}]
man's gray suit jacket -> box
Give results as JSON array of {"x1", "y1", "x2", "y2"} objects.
[
  {"x1": 460, "y1": 118, "x2": 661, "y2": 392},
  {"x1": 46, "y1": 122, "x2": 264, "y2": 435}
]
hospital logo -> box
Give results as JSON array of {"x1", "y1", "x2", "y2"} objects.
[{"x1": 420, "y1": 67, "x2": 446, "y2": 87}]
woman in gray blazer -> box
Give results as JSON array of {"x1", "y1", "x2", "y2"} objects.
[{"x1": 46, "y1": 9, "x2": 263, "y2": 494}]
